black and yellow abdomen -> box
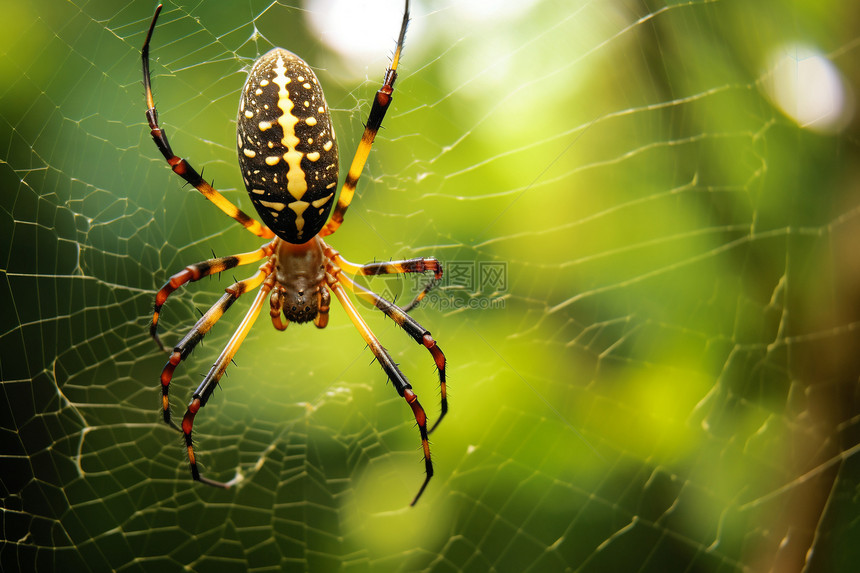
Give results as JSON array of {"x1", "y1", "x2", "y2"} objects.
[{"x1": 237, "y1": 48, "x2": 339, "y2": 244}]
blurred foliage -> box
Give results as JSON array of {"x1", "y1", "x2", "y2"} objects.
[{"x1": 2, "y1": 0, "x2": 860, "y2": 571}]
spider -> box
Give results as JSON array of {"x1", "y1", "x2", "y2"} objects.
[{"x1": 141, "y1": 0, "x2": 445, "y2": 506}]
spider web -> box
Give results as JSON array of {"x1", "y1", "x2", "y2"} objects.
[{"x1": 2, "y1": 0, "x2": 860, "y2": 571}]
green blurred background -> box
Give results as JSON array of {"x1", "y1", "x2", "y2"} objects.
[{"x1": 2, "y1": 0, "x2": 860, "y2": 571}]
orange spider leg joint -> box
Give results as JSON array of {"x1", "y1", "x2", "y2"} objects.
[
  {"x1": 423, "y1": 334, "x2": 446, "y2": 370},
  {"x1": 182, "y1": 398, "x2": 202, "y2": 473}
]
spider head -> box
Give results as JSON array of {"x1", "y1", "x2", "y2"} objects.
[{"x1": 279, "y1": 282, "x2": 321, "y2": 324}]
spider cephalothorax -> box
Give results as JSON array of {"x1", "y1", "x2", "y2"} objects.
[
  {"x1": 270, "y1": 238, "x2": 326, "y2": 324},
  {"x1": 142, "y1": 0, "x2": 446, "y2": 505}
]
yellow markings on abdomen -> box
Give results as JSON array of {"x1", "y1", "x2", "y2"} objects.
[
  {"x1": 288, "y1": 201, "x2": 310, "y2": 232},
  {"x1": 312, "y1": 193, "x2": 333, "y2": 214},
  {"x1": 272, "y1": 56, "x2": 307, "y2": 202},
  {"x1": 239, "y1": 48, "x2": 338, "y2": 243},
  {"x1": 259, "y1": 200, "x2": 286, "y2": 211}
]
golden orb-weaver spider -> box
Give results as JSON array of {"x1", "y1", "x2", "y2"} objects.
[{"x1": 141, "y1": 0, "x2": 445, "y2": 506}]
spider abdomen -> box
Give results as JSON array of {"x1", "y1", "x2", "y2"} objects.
[{"x1": 237, "y1": 48, "x2": 339, "y2": 244}]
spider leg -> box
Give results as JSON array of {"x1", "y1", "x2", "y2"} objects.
[
  {"x1": 319, "y1": 1, "x2": 410, "y2": 238},
  {"x1": 268, "y1": 287, "x2": 290, "y2": 331},
  {"x1": 160, "y1": 265, "x2": 271, "y2": 430},
  {"x1": 322, "y1": 243, "x2": 442, "y2": 312},
  {"x1": 152, "y1": 241, "x2": 277, "y2": 350},
  {"x1": 314, "y1": 287, "x2": 331, "y2": 329},
  {"x1": 181, "y1": 270, "x2": 275, "y2": 488},
  {"x1": 142, "y1": 4, "x2": 275, "y2": 240},
  {"x1": 336, "y1": 271, "x2": 447, "y2": 433},
  {"x1": 326, "y1": 266, "x2": 433, "y2": 506},
  {"x1": 399, "y1": 278, "x2": 439, "y2": 313}
]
